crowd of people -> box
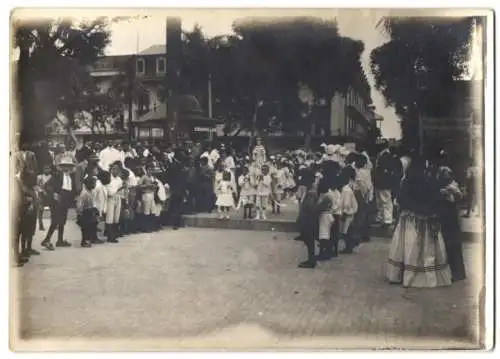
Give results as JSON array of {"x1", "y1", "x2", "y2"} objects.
[{"x1": 13, "y1": 134, "x2": 481, "y2": 288}]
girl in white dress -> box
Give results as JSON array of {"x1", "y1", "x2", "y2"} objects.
[
  {"x1": 213, "y1": 160, "x2": 225, "y2": 204},
  {"x1": 254, "y1": 164, "x2": 272, "y2": 220},
  {"x1": 216, "y1": 170, "x2": 235, "y2": 219},
  {"x1": 237, "y1": 166, "x2": 254, "y2": 219}
]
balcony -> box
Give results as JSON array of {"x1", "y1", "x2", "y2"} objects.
[
  {"x1": 346, "y1": 105, "x2": 370, "y2": 126},
  {"x1": 88, "y1": 56, "x2": 129, "y2": 77}
]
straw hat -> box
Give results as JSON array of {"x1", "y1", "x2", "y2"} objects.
[{"x1": 325, "y1": 144, "x2": 336, "y2": 156}]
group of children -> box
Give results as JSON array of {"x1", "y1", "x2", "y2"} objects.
[
  {"x1": 74, "y1": 160, "x2": 170, "y2": 248},
  {"x1": 213, "y1": 158, "x2": 297, "y2": 220},
  {"x1": 296, "y1": 152, "x2": 374, "y2": 268}
]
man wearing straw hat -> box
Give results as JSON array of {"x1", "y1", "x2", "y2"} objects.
[{"x1": 40, "y1": 156, "x2": 76, "y2": 250}]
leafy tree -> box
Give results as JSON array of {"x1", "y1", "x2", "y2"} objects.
[
  {"x1": 370, "y1": 17, "x2": 474, "y2": 150},
  {"x1": 109, "y1": 16, "x2": 373, "y2": 143},
  {"x1": 13, "y1": 16, "x2": 111, "y2": 141}
]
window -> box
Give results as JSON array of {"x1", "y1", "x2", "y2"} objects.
[
  {"x1": 156, "y1": 57, "x2": 166, "y2": 74},
  {"x1": 139, "y1": 128, "x2": 150, "y2": 139},
  {"x1": 136, "y1": 58, "x2": 145, "y2": 75},
  {"x1": 152, "y1": 128, "x2": 164, "y2": 138}
]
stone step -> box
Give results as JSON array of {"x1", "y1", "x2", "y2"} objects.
[{"x1": 182, "y1": 214, "x2": 483, "y2": 242}]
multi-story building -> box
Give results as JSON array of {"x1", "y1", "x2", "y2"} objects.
[
  {"x1": 46, "y1": 48, "x2": 167, "y2": 141},
  {"x1": 328, "y1": 86, "x2": 375, "y2": 142}
]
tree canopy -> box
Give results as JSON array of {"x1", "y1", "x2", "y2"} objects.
[
  {"x1": 13, "y1": 16, "x2": 112, "y2": 141},
  {"x1": 180, "y1": 17, "x2": 373, "y2": 137},
  {"x1": 370, "y1": 17, "x2": 474, "y2": 149}
]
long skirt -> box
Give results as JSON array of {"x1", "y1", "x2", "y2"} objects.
[
  {"x1": 440, "y1": 202, "x2": 466, "y2": 281},
  {"x1": 386, "y1": 210, "x2": 452, "y2": 288},
  {"x1": 375, "y1": 189, "x2": 393, "y2": 224}
]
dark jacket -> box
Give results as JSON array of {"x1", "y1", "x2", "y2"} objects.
[
  {"x1": 296, "y1": 188, "x2": 319, "y2": 238},
  {"x1": 44, "y1": 171, "x2": 77, "y2": 204}
]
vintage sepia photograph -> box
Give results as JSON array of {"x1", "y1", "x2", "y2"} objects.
[{"x1": 9, "y1": 8, "x2": 491, "y2": 351}]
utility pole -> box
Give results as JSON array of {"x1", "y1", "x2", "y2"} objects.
[{"x1": 208, "y1": 73, "x2": 213, "y2": 142}]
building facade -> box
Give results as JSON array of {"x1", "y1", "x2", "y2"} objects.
[{"x1": 328, "y1": 86, "x2": 376, "y2": 142}]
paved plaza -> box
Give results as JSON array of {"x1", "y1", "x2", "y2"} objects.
[{"x1": 11, "y1": 217, "x2": 483, "y2": 350}]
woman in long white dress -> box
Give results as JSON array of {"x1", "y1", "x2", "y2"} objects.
[{"x1": 385, "y1": 156, "x2": 452, "y2": 288}]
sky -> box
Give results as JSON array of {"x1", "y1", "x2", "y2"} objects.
[{"x1": 105, "y1": 9, "x2": 402, "y2": 139}]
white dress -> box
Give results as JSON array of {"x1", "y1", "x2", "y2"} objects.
[
  {"x1": 252, "y1": 145, "x2": 266, "y2": 168},
  {"x1": 238, "y1": 174, "x2": 255, "y2": 204},
  {"x1": 215, "y1": 181, "x2": 235, "y2": 208},
  {"x1": 283, "y1": 166, "x2": 296, "y2": 189},
  {"x1": 273, "y1": 168, "x2": 286, "y2": 195}
]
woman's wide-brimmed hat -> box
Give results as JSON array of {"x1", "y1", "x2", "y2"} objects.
[{"x1": 57, "y1": 157, "x2": 75, "y2": 168}]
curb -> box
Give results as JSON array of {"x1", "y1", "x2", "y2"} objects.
[{"x1": 182, "y1": 216, "x2": 483, "y2": 242}]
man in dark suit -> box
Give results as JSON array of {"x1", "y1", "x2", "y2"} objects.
[{"x1": 40, "y1": 157, "x2": 76, "y2": 250}]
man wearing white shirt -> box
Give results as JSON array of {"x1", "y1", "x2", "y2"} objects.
[
  {"x1": 41, "y1": 157, "x2": 76, "y2": 251},
  {"x1": 99, "y1": 142, "x2": 122, "y2": 171},
  {"x1": 105, "y1": 161, "x2": 123, "y2": 243}
]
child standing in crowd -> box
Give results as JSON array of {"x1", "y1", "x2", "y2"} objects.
[
  {"x1": 213, "y1": 160, "x2": 225, "y2": 208},
  {"x1": 215, "y1": 170, "x2": 235, "y2": 219},
  {"x1": 152, "y1": 172, "x2": 168, "y2": 230},
  {"x1": 271, "y1": 161, "x2": 285, "y2": 214},
  {"x1": 282, "y1": 162, "x2": 296, "y2": 200},
  {"x1": 296, "y1": 171, "x2": 318, "y2": 268},
  {"x1": 255, "y1": 164, "x2": 272, "y2": 220},
  {"x1": 19, "y1": 170, "x2": 40, "y2": 258},
  {"x1": 119, "y1": 169, "x2": 132, "y2": 236},
  {"x1": 237, "y1": 166, "x2": 254, "y2": 219},
  {"x1": 339, "y1": 167, "x2": 359, "y2": 254},
  {"x1": 37, "y1": 164, "x2": 53, "y2": 231},
  {"x1": 105, "y1": 161, "x2": 123, "y2": 243},
  {"x1": 76, "y1": 176, "x2": 99, "y2": 248},
  {"x1": 316, "y1": 179, "x2": 336, "y2": 261},
  {"x1": 137, "y1": 164, "x2": 158, "y2": 232},
  {"x1": 353, "y1": 154, "x2": 373, "y2": 243},
  {"x1": 295, "y1": 164, "x2": 308, "y2": 203}
]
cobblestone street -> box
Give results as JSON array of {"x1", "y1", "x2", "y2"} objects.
[{"x1": 12, "y1": 220, "x2": 482, "y2": 350}]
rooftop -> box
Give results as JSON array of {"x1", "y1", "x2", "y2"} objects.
[{"x1": 139, "y1": 44, "x2": 166, "y2": 56}]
